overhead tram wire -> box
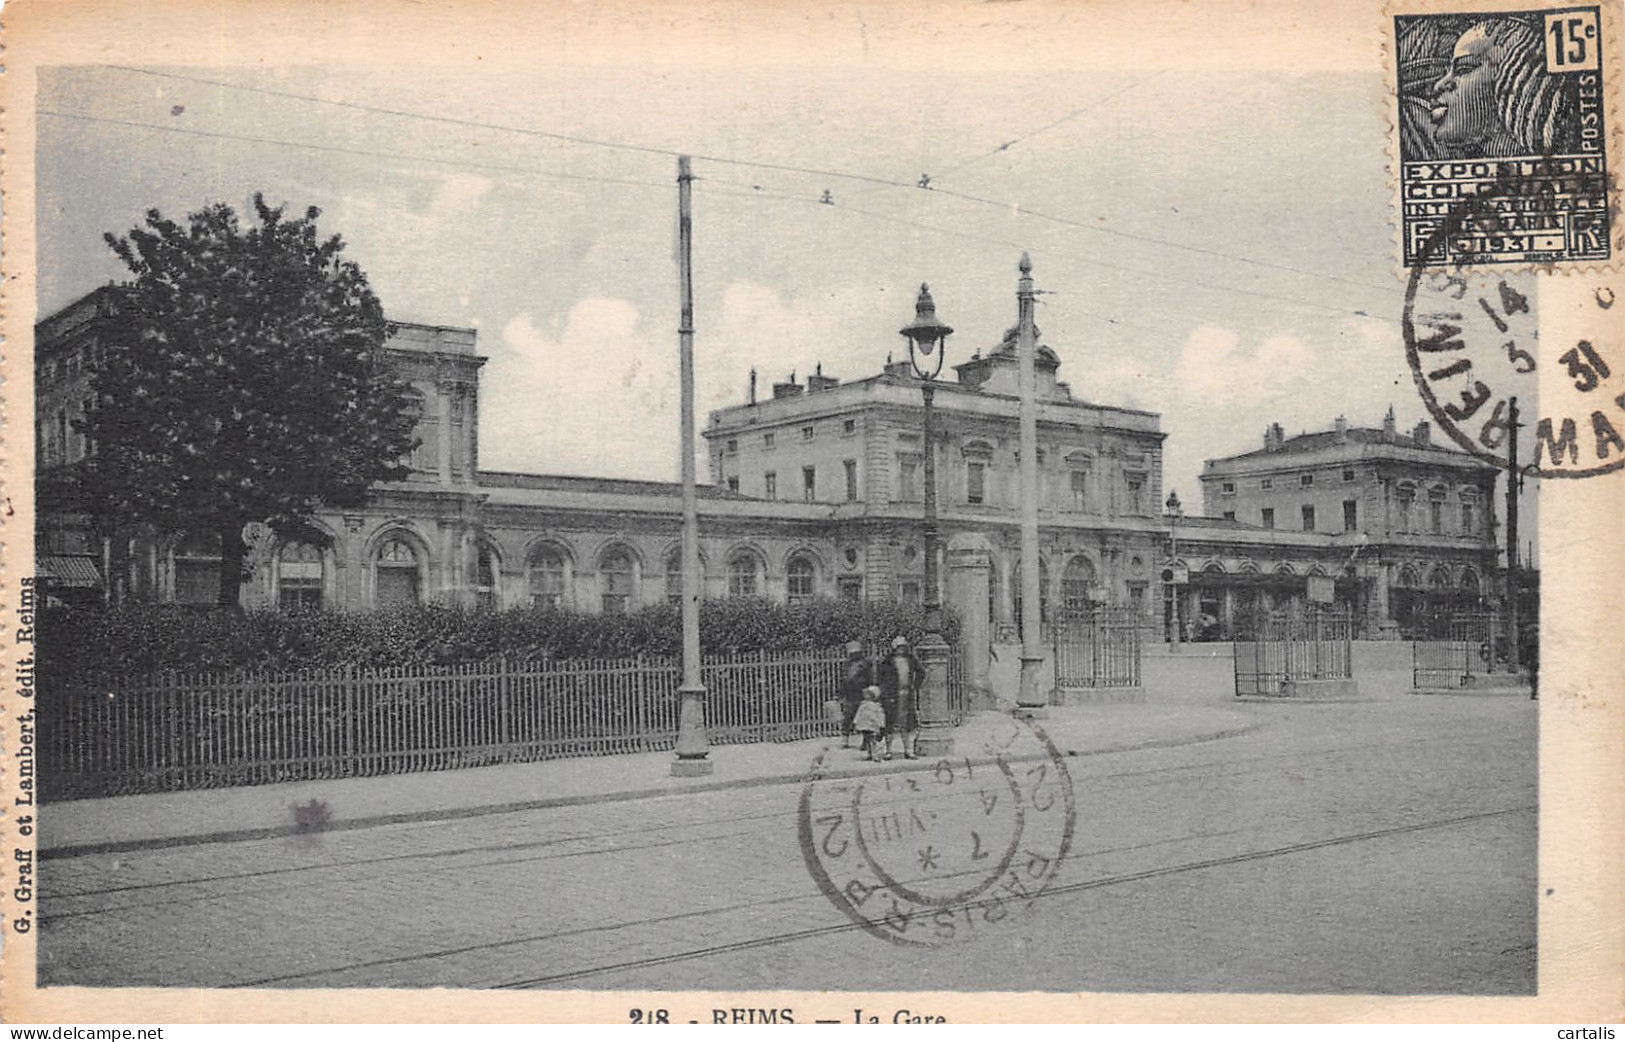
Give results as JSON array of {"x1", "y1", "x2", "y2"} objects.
[
  {"x1": 697, "y1": 178, "x2": 1401, "y2": 329},
  {"x1": 99, "y1": 64, "x2": 1397, "y2": 299},
  {"x1": 37, "y1": 110, "x2": 674, "y2": 193},
  {"x1": 44, "y1": 106, "x2": 1400, "y2": 334}
]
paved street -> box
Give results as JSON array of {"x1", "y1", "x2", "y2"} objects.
[{"x1": 39, "y1": 694, "x2": 1535, "y2": 995}]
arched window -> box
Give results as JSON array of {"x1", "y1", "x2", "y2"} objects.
[
  {"x1": 527, "y1": 545, "x2": 567, "y2": 609},
  {"x1": 278, "y1": 540, "x2": 324, "y2": 611},
  {"x1": 1062, "y1": 556, "x2": 1097, "y2": 615},
  {"x1": 1459, "y1": 567, "x2": 1480, "y2": 593},
  {"x1": 1398, "y1": 564, "x2": 1421, "y2": 588},
  {"x1": 727, "y1": 550, "x2": 762, "y2": 598},
  {"x1": 599, "y1": 546, "x2": 635, "y2": 615},
  {"x1": 786, "y1": 554, "x2": 816, "y2": 605},
  {"x1": 475, "y1": 546, "x2": 498, "y2": 612},
  {"x1": 1428, "y1": 565, "x2": 1453, "y2": 590},
  {"x1": 665, "y1": 548, "x2": 685, "y2": 605},
  {"x1": 375, "y1": 536, "x2": 422, "y2": 606}
]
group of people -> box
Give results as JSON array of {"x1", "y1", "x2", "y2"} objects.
[{"x1": 837, "y1": 636, "x2": 923, "y2": 762}]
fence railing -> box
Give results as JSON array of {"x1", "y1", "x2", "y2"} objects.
[
  {"x1": 1052, "y1": 613, "x2": 1142, "y2": 688},
  {"x1": 41, "y1": 649, "x2": 968, "y2": 800},
  {"x1": 1233, "y1": 607, "x2": 1354, "y2": 696}
]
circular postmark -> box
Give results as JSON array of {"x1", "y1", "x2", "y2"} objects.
[
  {"x1": 1404, "y1": 160, "x2": 1625, "y2": 478},
  {"x1": 797, "y1": 713, "x2": 1074, "y2": 947}
]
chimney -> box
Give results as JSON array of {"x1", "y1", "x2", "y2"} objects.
[
  {"x1": 748, "y1": 367, "x2": 758, "y2": 405},
  {"x1": 1412, "y1": 420, "x2": 1431, "y2": 446},
  {"x1": 1382, "y1": 405, "x2": 1397, "y2": 442},
  {"x1": 771, "y1": 371, "x2": 803, "y2": 399},
  {"x1": 1334, "y1": 415, "x2": 1348, "y2": 443},
  {"x1": 806, "y1": 361, "x2": 840, "y2": 394},
  {"x1": 1265, "y1": 423, "x2": 1285, "y2": 452}
]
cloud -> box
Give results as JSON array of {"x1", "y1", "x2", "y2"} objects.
[{"x1": 480, "y1": 300, "x2": 679, "y2": 479}]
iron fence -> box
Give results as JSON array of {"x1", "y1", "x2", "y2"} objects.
[
  {"x1": 41, "y1": 649, "x2": 968, "y2": 800},
  {"x1": 1413, "y1": 610, "x2": 1505, "y2": 688},
  {"x1": 1233, "y1": 607, "x2": 1354, "y2": 696},
  {"x1": 1052, "y1": 609, "x2": 1142, "y2": 688}
]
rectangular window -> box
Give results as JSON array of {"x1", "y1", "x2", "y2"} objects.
[
  {"x1": 1342, "y1": 468, "x2": 1356, "y2": 482},
  {"x1": 966, "y1": 462, "x2": 985, "y2": 504},
  {"x1": 801, "y1": 425, "x2": 815, "y2": 442},
  {"x1": 900, "y1": 581, "x2": 921, "y2": 605},
  {"x1": 763, "y1": 432, "x2": 775, "y2": 449},
  {"x1": 1462, "y1": 502, "x2": 1475, "y2": 535},
  {"x1": 897, "y1": 459, "x2": 920, "y2": 501},
  {"x1": 1070, "y1": 469, "x2": 1088, "y2": 510},
  {"x1": 843, "y1": 418, "x2": 856, "y2": 434},
  {"x1": 1222, "y1": 510, "x2": 1236, "y2": 521},
  {"x1": 803, "y1": 465, "x2": 816, "y2": 501},
  {"x1": 1260, "y1": 478, "x2": 1273, "y2": 491},
  {"x1": 1430, "y1": 498, "x2": 1444, "y2": 534},
  {"x1": 1396, "y1": 492, "x2": 1414, "y2": 533},
  {"x1": 727, "y1": 476, "x2": 739, "y2": 493},
  {"x1": 725, "y1": 438, "x2": 738, "y2": 453},
  {"x1": 1343, "y1": 499, "x2": 1358, "y2": 532},
  {"x1": 1220, "y1": 481, "x2": 1235, "y2": 494},
  {"x1": 1262, "y1": 507, "x2": 1275, "y2": 529},
  {"x1": 1125, "y1": 475, "x2": 1144, "y2": 514},
  {"x1": 1302, "y1": 504, "x2": 1316, "y2": 531},
  {"x1": 764, "y1": 471, "x2": 776, "y2": 498},
  {"x1": 1300, "y1": 473, "x2": 1314, "y2": 487},
  {"x1": 844, "y1": 459, "x2": 858, "y2": 501}
]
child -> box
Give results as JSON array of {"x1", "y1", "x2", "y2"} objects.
[{"x1": 851, "y1": 685, "x2": 887, "y2": 762}]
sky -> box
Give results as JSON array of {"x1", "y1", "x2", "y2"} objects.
[{"x1": 28, "y1": 2, "x2": 1536, "y2": 560}]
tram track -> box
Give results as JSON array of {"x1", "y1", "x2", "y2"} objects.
[{"x1": 220, "y1": 804, "x2": 1533, "y2": 989}]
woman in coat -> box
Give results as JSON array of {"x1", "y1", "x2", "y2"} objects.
[{"x1": 876, "y1": 635, "x2": 923, "y2": 760}]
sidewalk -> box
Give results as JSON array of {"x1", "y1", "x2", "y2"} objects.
[{"x1": 41, "y1": 702, "x2": 1259, "y2": 857}]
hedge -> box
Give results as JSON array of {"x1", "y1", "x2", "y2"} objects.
[{"x1": 39, "y1": 598, "x2": 961, "y2": 683}]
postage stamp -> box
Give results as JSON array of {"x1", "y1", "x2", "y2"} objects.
[
  {"x1": 1393, "y1": 5, "x2": 1618, "y2": 268},
  {"x1": 798, "y1": 714, "x2": 1074, "y2": 948}
]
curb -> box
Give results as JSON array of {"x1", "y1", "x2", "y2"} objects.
[{"x1": 40, "y1": 717, "x2": 1261, "y2": 860}]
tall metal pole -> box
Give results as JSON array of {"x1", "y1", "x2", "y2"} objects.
[
  {"x1": 672, "y1": 155, "x2": 712, "y2": 776},
  {"x1": 1504, "y1": 396, "x2": 1521, "y2": 677},
  {"x1": 1015, "y1": 253, "x2": 1047, "y2": 716},
  {"x1": 922, "y1": 382, "x2": 939, "y2": 612}
]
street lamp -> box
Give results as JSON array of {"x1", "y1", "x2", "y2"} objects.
[
  {"x1": 1165, "y1": 490, "x2": 1183, "y2": 646},
  {"x1": 900, "y1": 283, "x2": 954, "y2": 757}
]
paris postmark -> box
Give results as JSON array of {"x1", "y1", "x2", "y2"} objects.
[{"x1": 797, "y1": 714, "x2": 1074, "y2": 947}]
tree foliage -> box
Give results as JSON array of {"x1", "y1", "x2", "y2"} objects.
[{"x1": 76, "y1": 194, "x2": 417, "y2": 605}]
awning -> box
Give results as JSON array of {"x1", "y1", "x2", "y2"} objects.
[{"x1": 38, "y1": 555, "x2": 102, "y2": 588}]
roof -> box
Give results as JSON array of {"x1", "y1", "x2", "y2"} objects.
[
  {"x1": 1215, "y1": 426, "x2": 1494, "y2": 468},
  {"x1": 475, "y1": 470, "x2": 748, "y2": 500}
]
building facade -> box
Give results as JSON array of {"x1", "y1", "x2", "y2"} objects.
[
  {"x1": 1195, "y1": 412, "x2": 1502, "y2": 638},
  {"x1": 34, "y1": 283, "x2": 1506, "y2": 643}
]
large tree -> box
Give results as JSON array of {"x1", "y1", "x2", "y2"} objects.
[{"x1": 78, "y1": 194, "x2": 418, "y2": 606}]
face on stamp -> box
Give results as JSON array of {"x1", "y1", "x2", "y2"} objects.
[
  {"x1": 1405, "y1": 170, "x2": 1625, "y2": 477},
  {"x1": 1394, "y1": 8, "x2": 1613, "y2": 267},
  {"x1": 798, "y1": 714, "x2": 1074, "y2": 948}
]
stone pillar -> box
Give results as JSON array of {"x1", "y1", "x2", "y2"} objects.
[
  {"x1": 947, "y1": 546, "x2": 992, "y2": 703},
  {"x1": 436, "y1": 380, "x2": 455, "y2": 486}
]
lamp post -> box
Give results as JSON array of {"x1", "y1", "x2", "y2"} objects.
[
  {"x1": 1165, "y1": 490, "x2": 1183, "y2": 646},
  {"x1": 1014, "y1": 254, "x2": 1047, "y2": 718},
  {"x1": 671, "y1": 155, "x2": 712, "y2": 777},
  {"x1": 900, "y1": 283, "x2": 955, "y2": 757}
]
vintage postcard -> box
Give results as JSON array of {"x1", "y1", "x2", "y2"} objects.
[{"x1": 1, "y1": 0, "x2": 1621, "y2": 1027}]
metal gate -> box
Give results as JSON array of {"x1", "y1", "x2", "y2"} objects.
[
  {"x1": 1413, "y1": 611, "x2": 1501, "y2": 689},
  {"x1": 1233, "y1": 606, "x2": 1353, "y2": 696},
  {"x1": 1053, "y1": 609, "x2": 1141, "y2": 688}
]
